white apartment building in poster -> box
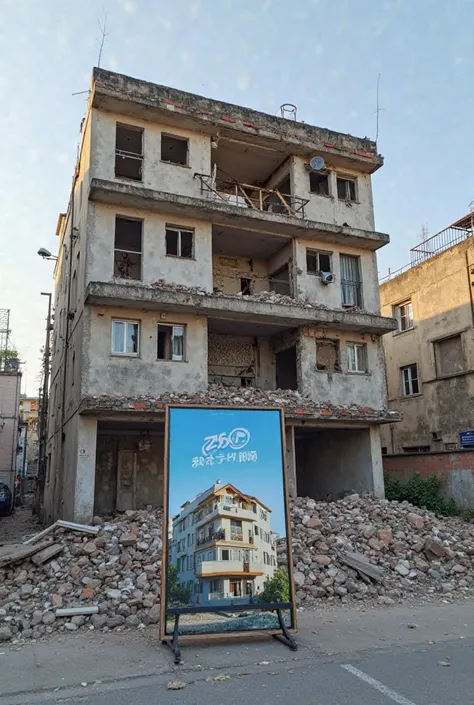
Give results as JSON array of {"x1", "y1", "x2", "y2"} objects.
[{"x1": 170, "y1": 482, "x2": 277, "y2": 603}]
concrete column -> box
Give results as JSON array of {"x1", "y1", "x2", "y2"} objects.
[
  {"x1": 369, "y1": 425, "x2": 385, "y2": 498},
  {"x1": 74, "y1": 416, "x2": 98, "y2": 523},
  {"x1": 285, "y1": 425, "x2": 297, "y2": 498}
]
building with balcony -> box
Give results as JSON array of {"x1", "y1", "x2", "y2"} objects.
[
  {"x1": 170, "y1": 482, "x2": 277, "y2": 603},
  {"x1": 43, "y1": 68, "x2": 399, "y2": 524}
]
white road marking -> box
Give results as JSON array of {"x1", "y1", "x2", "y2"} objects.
[{"x1": 342, "y1": 663, "x2": 418, "y2": 705}]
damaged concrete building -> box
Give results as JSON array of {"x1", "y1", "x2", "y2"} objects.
[{"x1": 44, "y1": 68, "x2": 399, "y2": 524}]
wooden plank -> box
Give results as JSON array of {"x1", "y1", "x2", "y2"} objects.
[
  {"x1": 56, "y1": 520, "x2": 99, "y2": 535},
  {"x1": 31, "y1": 543, "x2": 64, "y2": 566},
  {"x1": 55, "y1": 606, "x2": 99, "y2": 617},
  {"x1": 23, "y1": 522, "x2": 58, "y2": 545},
  {"x1": 339, "y1": 550, "x2": 384, "y2": 582},
  {"x1": 0, "y1": 541, "x2": 53, "y2": 568}
]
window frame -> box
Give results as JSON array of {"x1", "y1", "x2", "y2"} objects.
[
  {"x1": 340, "y1": 253, "x2": 362, "y2": 307},
  {"x1": 336, "y1": 175, "x2": 358, "y2": 202},
  {"x1": 306, "y1": 249, "x2": 332, "y2": 276},
  {"x1": 114, "y1": 216, "x2": 143, "y2": 281},
  {"x1": 157, "y1": 323, "x2": 186, "y2": 362},
  {"x1": 434, "y1": 333, "x2": 465, "y2": 378},
  {"x1": 111, "y1": 319, "x2": 140, "y2": 357},
  {"x1": 394, "y1": 300, "x2": 414, "y2": 332},
  {"x1": 401, "y1": 363, "x2": 420, "y2": 396},
  {"x1": 165, "y1": 226, "x2": 194, "y2": 259},
  {"x1": 346, "y1": 342, "x2": 368, "y2": 374},
  {"x1": 309, "y1": 170, "x2": 331, "y2": 197},
  {"x1": 161, "y1": 133, "x2": 189, "y2": 166},
  {"x1": 115, "y1": 123, "x2": 144, "y2": 181}
]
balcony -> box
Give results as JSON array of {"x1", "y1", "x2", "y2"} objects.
[
  {"x1": 196, "y1": 528, "x2": 255, "y2": 547},
  {"x1": 196, "y1": 559, "x2": 264, "y2": 577}
]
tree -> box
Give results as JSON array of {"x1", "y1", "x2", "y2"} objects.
[
  {"x1": 257, "y1": 570, "x2": 290, "y2": 603},
  {"x1": 166, "y1": 564, "x2": 192, "y2": 606}
]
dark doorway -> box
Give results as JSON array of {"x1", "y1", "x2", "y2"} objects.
[
  {"x1": 276, "y1": 346, "x2": 297, "y2": 390},
  {"x1": 269, "y1": 264, "x2": 291, "y2": 296}
]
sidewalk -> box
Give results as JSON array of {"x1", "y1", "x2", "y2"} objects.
[{"x1": 1, "y1": 599, "x2": 473, "y2": 702}]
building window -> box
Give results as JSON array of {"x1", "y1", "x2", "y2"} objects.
[
  {"x1": 316, "y1": 338, "x2": 340, "y2": 372},
  {"x1": 336, "y1": 175, "x2": 357, "y2": 201},
  {"x1": 435, "y1": 334, "x2": 465, "y2": 377},
  {"x1": 111, "y1": 320, "x2": 139, "y2": 356},
  {"x1": 306, "y1": 249, "x2": 332, "y2": 275},
  {"x1": 403, "y1": 445, "x2": 430, "y2": 453},
  {"x1": 309, "y1": 171, "x2": 330, "y2": 196},
  {"x1": 394, "y1": 301, "x2": 414, "y2": 332},
  {"x1": 161, "y1": 134, "x2": 188, "y2": 165},
  {"x1": 165, "y1": 227, "x2": 194, "y2": 258},
  {"x1": 401, "y1": 363, "x2": 420, "y2": 396},
  {"x1": 381, "y1": 447, "x2": 387, "y2": 455},
  {"x1": 240, "y1": 278, "x2": 252, "y2": 295},
  {"x1": 115, "y1": 123, "x2": 143, "y2": 180},
  {"x1": 346, "y1": 343, "x2": 367, "y2": 373},
  {"x1": 444, "y1": 442, "x2": 458, "y2": 451},
  {"x1": 340, "y1": 254, "x2": 362, "y2": 307},
  {"x1": 114, "y1": 217, "x2": 142, "y2": 280},
  {"x1": 221, "y1": 549, "x2": 230, "y2": 561},
  {"x1": 157, "y1": 324, "x2": 185, "y2": 361}
]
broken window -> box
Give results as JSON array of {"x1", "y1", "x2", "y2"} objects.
[
  {"x1": 269, "y1": 264, "x2": 291, "y2": 296},
  {"x1": 316, "y1": 338, "x2": 340, "y2": 372},
  {"x1": 336, "y1": 176, "x2": 357, "y2": 201},
  {"x1": 165, "y1": 227, "x2": 194, "y2": 258},
  {"x1": 157, "y1": 324, "x2": 185, "y2": 361},
  {"x1": 114, "y1": 217, "x2": 142, "y2": 280},
  {"x1": 394, "y1": 300, "x2": 414, "y2": 332},
  {"x1": 161, "y1": 134, "x2": 188, "y2": 165},
  {"x1": 276, "y1": 346, "x2": 298, "y2": 390},
  {"x1": 240, "y1": 278, "x2": 252, "y2": 295},
  {"x1": 435, "y1": 334, "x2": 464, "y2": 377},
  {"x1": 347, "y1": 343, "x2": 367, "y2": 373},
  {"x1": 111, "y1": 320, "x2": 140, "y2": 356},
  {"x1": 306, "y1": 249, "x2": 332, "y2": 275},
  {"x1": 340, "y1": 254, "x2": 362, "y2": 307},
  {"x1": 309, "y1": 171, "x2": 330, "y2": 196},
  {"x1": 115, "y1": 123, "x2": 143, "y2": 180},
  {"x1": 401, "y1": 363, "x2": 420, "y2": 396}
]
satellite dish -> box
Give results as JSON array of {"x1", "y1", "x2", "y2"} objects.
[{"x1": 310, "y1": 156, "x2": 325, "y2": 171}]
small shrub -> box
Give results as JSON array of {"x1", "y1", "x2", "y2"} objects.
[
  {"x1": 384, "y1": 472, "x2": 458, "y2": 516},
  {"x1": 257, "y1": 570, "x2": 290, "y2": 603}
]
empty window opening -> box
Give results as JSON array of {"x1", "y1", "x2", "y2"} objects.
[
  {"x1": 240, "y1": 377, "x2": 253, "y2": 387},
  {"x1": 111, "y1": 320, "x2": 139, "y2": 356},
  {"x1": 336, "y1": 176, "x2": 357, "y2": 201},
  {"x1": 157, "y1": 324, "x2": 185, "y2": 361},
  {"x1": 269, "y1": 264, "x2": 291, "y2": 296},
  {"x1": 316, "y1": 338, "x2": 340, "y2": 372},
  {"x1": 165, "y1": 227, "x2": 194, "y2": 258},
  {"x1": 432, "y1": 431, "x2": 441, "y2": 441},
  {"x1": 346, "y1": 342, "x2": 367, "y2": 373},
  {"x1": 114, "y1": 217, "x2": 142, "y2": 280},
  {"x1": 435, "y1": 334, "x2": 464, "y2": 377},
  {"x1": 276, "y1": 346, "x2": 297, "y2": 390},
  {"x1": 401, "y1": 363, "x2": 420, "y2": 396},
  {"x1": 161, "y1": 134, "x2": 188, "y2": 165},
  {"x1": 381, "y1": 446, "x2": 387, "y2": 455},
  {"x1": 309, "y1": 171, "x2": 330, "y2": 196},
  {"x1": 403, "y1": 445, "x2": 430, "y2": 453},
  {"x1": 115, "y1": 124, "x2": 143, "y2": 180},
  {"x1": 340, "y1": 254, "x2": 362, "y2": 307},
  {"x1": 240, "y1": 278, "x2": 252, "y2": 295},
  {"x1": 394, "y1": 301, "x2": 414, "y2": 332},
  {"x1": 306, "y1": 249, "x2": 332, "y2": 275}
]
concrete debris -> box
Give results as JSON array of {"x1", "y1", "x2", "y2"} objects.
[{"x1": 283, "y1": 494, "x2": 474, "y2": 607}]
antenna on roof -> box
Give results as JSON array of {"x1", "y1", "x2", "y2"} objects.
[
  {"x1": 280, "y1": 104, "x2": 297, "y2": 121},
  {"x1": 96, "y1": 12, "x2": 111, "y2": 69},
  {"x1": 373, "y1": 74, "x2": 384, "y2": 143}
]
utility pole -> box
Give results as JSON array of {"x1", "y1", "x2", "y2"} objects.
[{"x1": 36, "y1": 292, "x2": 52, "y2": 519}]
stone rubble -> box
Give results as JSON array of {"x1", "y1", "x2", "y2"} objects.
[{"x1": 281, "y1": 494, "x2": 474, "y2": 607}]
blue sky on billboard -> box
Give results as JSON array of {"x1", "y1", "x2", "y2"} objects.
[{"x1": 168, "y1": 407, "x2": 287, "y2": 535}]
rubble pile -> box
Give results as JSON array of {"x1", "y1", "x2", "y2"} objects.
[
  {"x1": 281, "y1": 494, "x2": 474, "y2": 606},
  {"x1": 0, "y1": 508, "x2": 162, "y2": 642}
]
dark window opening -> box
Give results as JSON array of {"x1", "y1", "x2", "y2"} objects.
[
  {"x1": 165, "y1": 227, "x2": 194, "y2": 258},
  {"x1": 161, "y1": 134, "x2": 188, "y2": 165},
  {"x1": 337, "y1": 176, "x2": 357, "y2": 201},
  {"x1": 269, "y1": 264, "x2": 291, "y2": 296},
  {"x1": 402, "y1": 446, "x2": 430, "y2": 453},
  {"x1": 114, "y1": 217, "x2": 142, "y2": 280},
  {"x1": 115, "y1": 124, "x2": 143, "y2": 180},
  {"x1": 432, "y1": 431, "x2": 440, "y2": 441},
  {"x1": 381, "y1": 447, "x2": 387, "y2": 455},
  {"x1": 240, "y1": 377, "x2": 252, "y2": 387},
  {"x1": 240, "y1": 278, "x2": 252, "y2": 295},
  {"x1": 276, "y1": 346, "x2": 297, "y2": 390},
  {"x1": 316, "y1": 338, "x2": 340, "y2": 372},
  {"x1": 309, "y1": 171, "x2": 330, "y2": 196},
  {"x1": 157, "y1": 324, "x2": 185, "y2": 361},
  {"x1": 306, "y1": 250, "x2": 332, "y2": 275},
  {"x1": 221, "y1": 549, "x2": 230, "y2": 561}
]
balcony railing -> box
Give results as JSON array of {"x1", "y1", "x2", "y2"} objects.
[
  {"x1": 196, "y1": 529, "x2": 226, "y2": 546},
  {"x1": 195, "y1": 171, "x2": 309, "y2": 218}
]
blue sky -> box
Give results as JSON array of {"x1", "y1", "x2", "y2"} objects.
[
  {"x1": 168, "y1": 407, "x2": 287, "y2": 534},
  {"x1": 1, "y1": 0, "x2": 473, "y2": 392}
]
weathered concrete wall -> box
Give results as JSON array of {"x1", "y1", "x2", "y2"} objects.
[
  {"x1": 83, "y1": 305, "x2": 208, "y2": 398},
  {"x1": 208, "y1": 333, "x2": 275, "y2": 389},
  {"x1": 86, "y1": 202, "x2": 213, "y2": 291},
  {"x1": 90, "y1": 108, "x2": 211, "y2": 200},
  {"x1": 384, "y1": 450, "x2": 474, "y2": 510},
  {"x1": 212, "y1": 254, "x2": 269, "y2": 294},
  {"x1": 380, "y1": 239, "x2": 474, "y2": 453},
  {"x1": 299, "y1": 328, "x2": 387, "y2": 408},
  {"x1": 74, "y1": 416, "x2": 97, "y2": 523},
  {"x1": 294, "y1": 238, "x2": 380, "y2": 314},
  {"x1": 291, "y1": 157, "x2": 376, "y2": 232}
]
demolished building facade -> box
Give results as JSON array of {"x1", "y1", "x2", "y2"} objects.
[{"x1": 44, "y1": 68, "x2": 399, "y2": 524}]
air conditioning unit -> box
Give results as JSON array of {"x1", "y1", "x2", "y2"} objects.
[{"x1": 320, "y1": 271, "x2": 335, "y2": 284}]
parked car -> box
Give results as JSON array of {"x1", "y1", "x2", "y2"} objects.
[{"x1": 0, "y1": 482, "x2": 13, "y2": 516}]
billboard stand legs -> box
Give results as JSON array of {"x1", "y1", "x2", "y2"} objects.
[
  {"x1": 162, "y1": 615, "x2": 182, "y2": 664},
  {"x1": 273, "y1": 608, "x2": 298, "y2": 652}
]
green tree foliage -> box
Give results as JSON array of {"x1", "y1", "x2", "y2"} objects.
[
  {"x1": 166, "y1": 564, "x2": 192, "y2": 606},
  {"x1": 257, "y1": 569, "x2": 290, "y2": 603},
  {"x1": 384, "y1": 473, "x2": 458, "y2": 516}
]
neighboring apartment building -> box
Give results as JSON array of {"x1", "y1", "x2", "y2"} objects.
[
  {"x1": 44, "y1": 68, "x2": 398, "y2": 524},
  {"x1": 0, "y1": 363, "x2": 22, "y2": 491},
  {"x1": 19, "y1": 396, "x2": 39, "y2": 476},
  {"x1": 380, "y1": 213, "x2": 474, "y2": 504},
  {"x1": 170, "y1": 482, "x2": 277, "y2": 603}
]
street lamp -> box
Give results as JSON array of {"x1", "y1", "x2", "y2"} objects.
[{"x1": 37, "y1": 248, "x2": 58, "y2": 261}]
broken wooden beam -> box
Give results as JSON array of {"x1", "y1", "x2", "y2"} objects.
[
  {"x1": 24, "y1": 520, "x2": 99, "y2": 545},
  {"x1": 30, "y1": 543, "x2": 64, "y2": 566},
  {"x1": 338, "y1": 550, "x2": 384, "y2": 583},
  {"x1": 55, "y1": 606, "x2": 99, "y2": 617},
  {"x1": 0, "y1": 541, "x2": 53, "y2": 568}
]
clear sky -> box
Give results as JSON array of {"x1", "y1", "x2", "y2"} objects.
[
  {"x1": 1, "y1": 0, "x2": 473, "y2": 393},
  {"x1": 168, "y1": 407, "x2": 287, "y2": 534}
]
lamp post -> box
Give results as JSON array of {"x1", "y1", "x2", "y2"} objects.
[{"x1": 35, "y1": 291, "x2": 52, "y2": 518}]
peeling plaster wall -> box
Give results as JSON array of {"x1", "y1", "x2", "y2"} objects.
[
  {"x1": 299, "y1": 328, "x2": 387, "y2": 408},
  {"x1": 83, "y1": 305, "x2": 208, "y2": 398},
  {"x1": 86, "y1": 202, "x2": 213, "y2": 291},
  {"x1": 212, "y1": 255, "x2": 269, "y2": 294},
  {"x1": 90, "y1": 108, "x2": 211, "y2": 200},
  {"x1": 208, "y1": 333, "x2": 275, "y2": 389}
]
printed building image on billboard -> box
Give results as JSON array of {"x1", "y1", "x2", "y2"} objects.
[{"x1": 164, "y1": 407, "x2": 294, "y2": 636}]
